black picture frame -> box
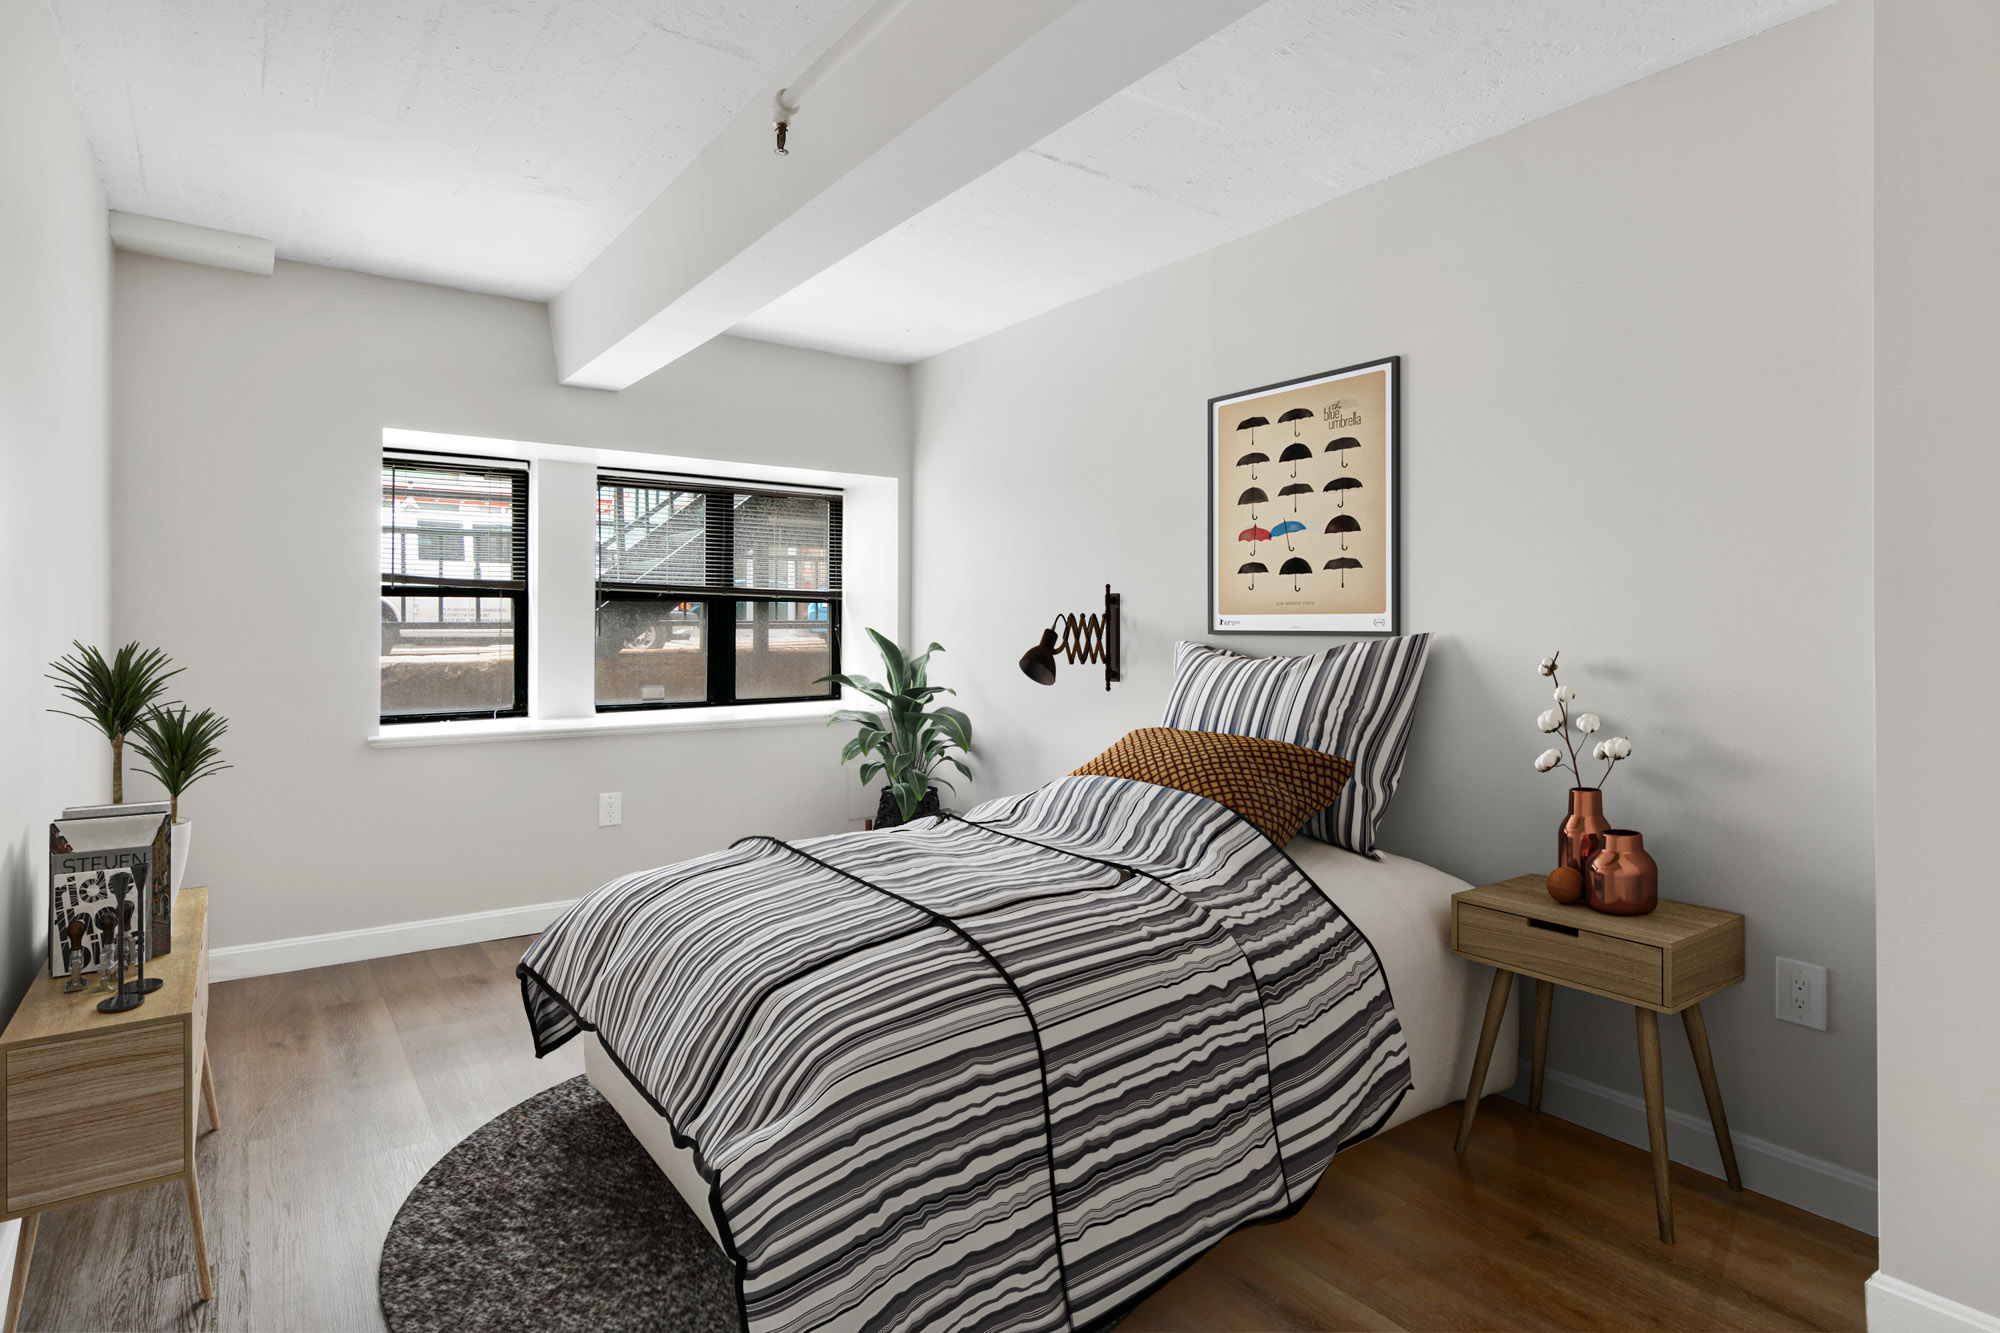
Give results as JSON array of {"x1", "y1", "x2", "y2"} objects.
[{"x1": 1207, "y1": 354, "x2": 1400, "y2": 635}]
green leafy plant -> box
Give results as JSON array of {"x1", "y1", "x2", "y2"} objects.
[
  {"x1": 46, "y1": 641, "x2": 183, "y2": 803},
  {"x1": 129, "y1": 705, "x2": 232, "y2": 824},
  {"x1": 821, "y1": 629, "x2": 973, "y2": 825}
]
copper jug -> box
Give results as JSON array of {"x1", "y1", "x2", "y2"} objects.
[{"x1": 1588, "y1": 829, "x2": 1659, "y2": 915}]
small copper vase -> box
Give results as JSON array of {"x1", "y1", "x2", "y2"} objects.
[
  {"x1": 1558, "y1": 788, "x2": 1609, "y2": 880},
  {"x1": 1588, "y1": 829, "x2": 1658, "y2": 915}
]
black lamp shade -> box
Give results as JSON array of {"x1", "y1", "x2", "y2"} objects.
[{"x1": 1019, "y1": 628, "x2": 1059, "y2": 685}]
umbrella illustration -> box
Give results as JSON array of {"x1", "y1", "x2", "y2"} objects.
[
  {"x1": 1324, "y1": 556, "x2": 1363, "y2": 588},
  {"x1": 1269, "y1": 518, "x2": 1306, "y2": 552},
  {"x1": 1238, "y1": 560, "x2": 1268, "y2": 590},
  {"x1": 1237, "y1": 524, "x2": 1270, "y2": 555},
  {"x1": 1235, "y1": 450, "x2": 1269, "y2": 479},
  {"x1": 1238, "y1": 486, "x2": 1267, "y2": 521},
  {"x1": 1279, "y1": 557, "x2": 1313, "y2": 592},
  {"x1": 1279, "y1": 407, "x2": 1315, "y2": 437},
  {"x1": 1325, "y1": 514, "x2": 1360, "y2": 549},
  {"x1": 1279, "y1": 442, "x2": 1313, "y2": 476},
  {"x1": 1278, "y1": 481, "x2": 1314, "y2": 511},
  {"x1": 1325, "y1": 436, "x2": 1362, "y2": 468},
  {"x1": 1323, "y1": 475, "x2": 1364, "y2": 508},
  {"x1": 1236, "y1": 415, "x2": 1270, "y2": 448}
]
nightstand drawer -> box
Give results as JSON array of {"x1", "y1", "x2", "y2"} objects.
[
  {"x1": 1455, "y1": 902, "x2": 1663, "y2": 1005},
  {"x1": 6, "y1": 1023, "x2": 187, "y2": 1213}
]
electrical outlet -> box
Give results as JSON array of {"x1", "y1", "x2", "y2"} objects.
[
  {"x1": 598, "y1": 792, "x2": 622, "y2": 827},
  {"x1": 1775, "y1": 957, "x2": 1826, "y2": 1030}
]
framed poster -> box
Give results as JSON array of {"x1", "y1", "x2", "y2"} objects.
[{"x1": 1208, "y1": 355, "x2": 1399, "y2": 634}]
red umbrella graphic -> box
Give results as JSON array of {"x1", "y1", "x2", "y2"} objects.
[
  {"x1": 1237, "y1": 524, "x2": 1270, "y2": 555},
  {"x1": 1325, "y1": 514, "x2": 1360, "y2": 549}
]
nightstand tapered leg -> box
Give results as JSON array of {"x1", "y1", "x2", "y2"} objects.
[
  {"x1": 1455, "y1": 968, "x2": 1516, "y2": 1153},
  {"x1": 1530, "y1": 980, "x2": 1553, "y2": 1113},
  {"x1": 1635, "y1": 1007, "x2": 1675, "y2": 1243},
  {"x1": 201, "y1": 1051, "x2": 220, "y2": 1131},
  {"x1": 5, "y1": 1213, "x2": 37, "y2": 1333},
  {"x1": 1681, "y1": 1003, "x2": 1741, "y2": 1190},
  {"x1": 185, "y1": 1172, "x2": 214, "y2": 1301}
]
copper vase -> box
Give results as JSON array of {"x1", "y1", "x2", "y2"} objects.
[
  {"x1": 1588, "y1": 829, "x2": 1659, "y2": 915},
  {"x1": 1558, "y1": 788, "x2": 1609, "y2": 879}
]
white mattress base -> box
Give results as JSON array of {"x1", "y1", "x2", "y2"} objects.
[{"x1": 582, "y1": 842, "x2": 1518, "y2": 1255}]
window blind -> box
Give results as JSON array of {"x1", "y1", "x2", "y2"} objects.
[
  {"x1": 596, "y1": 474, "x2": 841, "y2": 596},
  {"x1": 383, "y1": 456, "x2": 528, "y2": 588}
]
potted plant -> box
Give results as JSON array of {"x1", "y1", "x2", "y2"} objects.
[
  {"x1": 1531, "y1": 651, "x2": 1636, "y2": 904},
  {"x1": 129, "y1": 704, "x2": 231, "y2": 898},
  {"x1": 46, "y1": 641, "x2": 182, "y2": 803},
  {"x1": 822, "y1": 629, "x2": 973, "y2": 828}
]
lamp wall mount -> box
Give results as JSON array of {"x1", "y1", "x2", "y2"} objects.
[{"x1": 1020, "y1": 585, "x2": 1121, "y2": 691}]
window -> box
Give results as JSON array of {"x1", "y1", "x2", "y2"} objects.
[
  {"x1": 595, "y1": 473, "x2": 841, "y2": 711},
  {"x1": 381, "y1": 454, "x2": 528, "y2": 723}
]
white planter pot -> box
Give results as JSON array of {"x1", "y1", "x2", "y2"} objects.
[{"x1": 170, "y1": 820, "x2": 191, "y2": 900}]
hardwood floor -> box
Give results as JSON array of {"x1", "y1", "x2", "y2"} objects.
[{"x1": 16, "y1": 937, "x2": 1873, "y2": 1331}]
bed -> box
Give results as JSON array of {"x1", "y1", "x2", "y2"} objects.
[{"x1": 521, "y1": 775, "x2": 1515, "y2": 1333}]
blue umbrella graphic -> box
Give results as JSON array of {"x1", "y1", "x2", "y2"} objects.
[{"x1": 1269, "y1": 519, "x2": 1306, "y2": 552}]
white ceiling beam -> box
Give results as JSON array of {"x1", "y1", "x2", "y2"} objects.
[
  {"x1": 550, "y1": 0, "x2": 1263, "y2": 389},
  {"x1": 109, "y1": 211, "x2": 273, "y2": 275}
]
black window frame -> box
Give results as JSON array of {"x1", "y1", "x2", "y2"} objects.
[
  {"x1": 380, "y1": 451, "x2": 530, "y2": 725},
  {"x1": 594, "y1": 472, "x2": 842, "y2": 714}
]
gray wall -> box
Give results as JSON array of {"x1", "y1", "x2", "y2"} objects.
[
  {"x1": 0, "y1": 0, "x2": 112, "y2": 1292},
  {"x1": 110, "y1": 254, "x2": 911, "y2": 952},
  {"x1": 911, "y1": 1, "x2": 1876, "y2": 1218},
  {"x1": 1873, "y1": 0, "x2": 2000, "y2": 1320}
]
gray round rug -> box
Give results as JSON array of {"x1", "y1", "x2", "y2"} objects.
[{"x1": 379, "y1": 1074, "x2": 739, "y2": 1333}]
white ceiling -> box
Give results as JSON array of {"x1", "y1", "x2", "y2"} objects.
[
  {"x1": 731, "y1": 0, "x2": 1832, "y2": 362},
  {"x1": 49, "y1": 0, "x2": 851, "y2": 299},
  {"x1": 52, "y1": 0, "x2": 1829, "y2": 361}
]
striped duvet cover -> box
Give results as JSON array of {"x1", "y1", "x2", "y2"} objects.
[{"x1": 518, "y1": 774, "x2": 1411, "y2": 1333}]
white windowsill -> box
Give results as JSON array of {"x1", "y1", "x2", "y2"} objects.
[{"x1": 368, "y1": 699, "x2": 845, "y2": 749}]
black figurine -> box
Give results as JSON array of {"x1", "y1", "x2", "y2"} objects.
[{"x1": 96, "y1": 871, "x2": 145, "y2": 1014}]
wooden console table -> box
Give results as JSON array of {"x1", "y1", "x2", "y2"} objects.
[
  {"x1": 2, "y1": 886, "x2": 216, "y2": 1332},
  {"x1": 1449, "y1": 875, "x2": 1745, "y2": 1243}
]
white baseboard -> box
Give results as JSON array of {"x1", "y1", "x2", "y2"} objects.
[
  {"x1": 1868, "y1": 1273, "x2": 2000, "y2": 1333},
  {"x1": 208, "y1": 899, "x2": 575, "y2": 982},
  {"x1": 0, "y1": 1216, "x2": 14, "y2": 1314},
  {"x1": 1513, "y1": 1057, "x2": 1878, "y2": 1235}
]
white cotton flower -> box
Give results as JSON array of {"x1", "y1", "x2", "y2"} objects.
[
  {"x1": 1554, "y1": 684, "x2": 1576, "y2": 704},
  {"x1": 1593, "y1": 740, "x2": 1610, "y2": 761},
  {"x1": 1575, "y1": 713, "x2": 1601, "y2": 734},
  {"x1": 1606, "y1": 736, "x2": 1633, "y2": 759},
  {"x1": 1538, "y1": 656, "x2": 1558, "y2": 677},
  {"x1": 1535, "y1": 749, "x2": 1562, "y2": 773},
  {"x1": 1537, "y1": 708, "x2": 1563, "y2": 733}
]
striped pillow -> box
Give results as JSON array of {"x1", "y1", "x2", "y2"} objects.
[{"x1": 1160, "y1": 634, "x2": 1432, "y2": 857}]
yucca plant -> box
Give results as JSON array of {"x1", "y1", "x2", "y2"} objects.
[
  {"x1": 46, "y1": 641, "x2": 183, "y2": 803},
  {"x1": 821, "y1": 629, "x2": 973, "y2": 826},
  {"x1": 129, "y1": 705, "x2": 232, "y2": 824}
]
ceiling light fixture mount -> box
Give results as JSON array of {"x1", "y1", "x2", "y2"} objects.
[{"x1": 1019, "y1": 585, "x2": 1121, "y2": 691}]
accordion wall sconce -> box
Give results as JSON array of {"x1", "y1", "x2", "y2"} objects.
[{"x1": 1019, "y1": 585, "x2": 1121, "y2": 691}]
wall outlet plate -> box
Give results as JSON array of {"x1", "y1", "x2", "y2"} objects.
[
  {"x1": 1775, "y1": 957, "x2": 1827, "y2": 1030},
  {"x1": 598, "y1": 792, "x2": 622, "y2": 827}
]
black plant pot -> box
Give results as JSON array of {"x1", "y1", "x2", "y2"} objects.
[{"x1": 874, "y1": 785, "x2": 941, "y2": 829}]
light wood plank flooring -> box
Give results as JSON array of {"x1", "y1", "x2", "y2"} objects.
[{"x1": 16, "y1": 936, "x2": 1873, "y2": 1331}]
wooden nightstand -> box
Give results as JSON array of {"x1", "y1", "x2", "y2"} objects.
[
  {"x1": 2, "y1": 887, "x2": 216, "y2": 1332},
  {"x1": 1449, "y1": 874, "x2": 1745, "y2": 1242}
]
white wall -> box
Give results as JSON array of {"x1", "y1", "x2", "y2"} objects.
[
  {"x1": 0, "y1": 0, "x2": 112, "y2": 1293},
  {"x1": 110, "y1": 255, "x2": 911, "y2": 956},
  {"x1": 911, "y1": 1, "x2": 1877, "y2": 1221},
  {"x1": 1870, "y1": 1, "x2": 2000, "y2": 1325}
]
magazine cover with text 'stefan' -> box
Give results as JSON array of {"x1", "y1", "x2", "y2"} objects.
[{"x1": 49, "y1": 808, "x2": 173, "y2": 976}]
